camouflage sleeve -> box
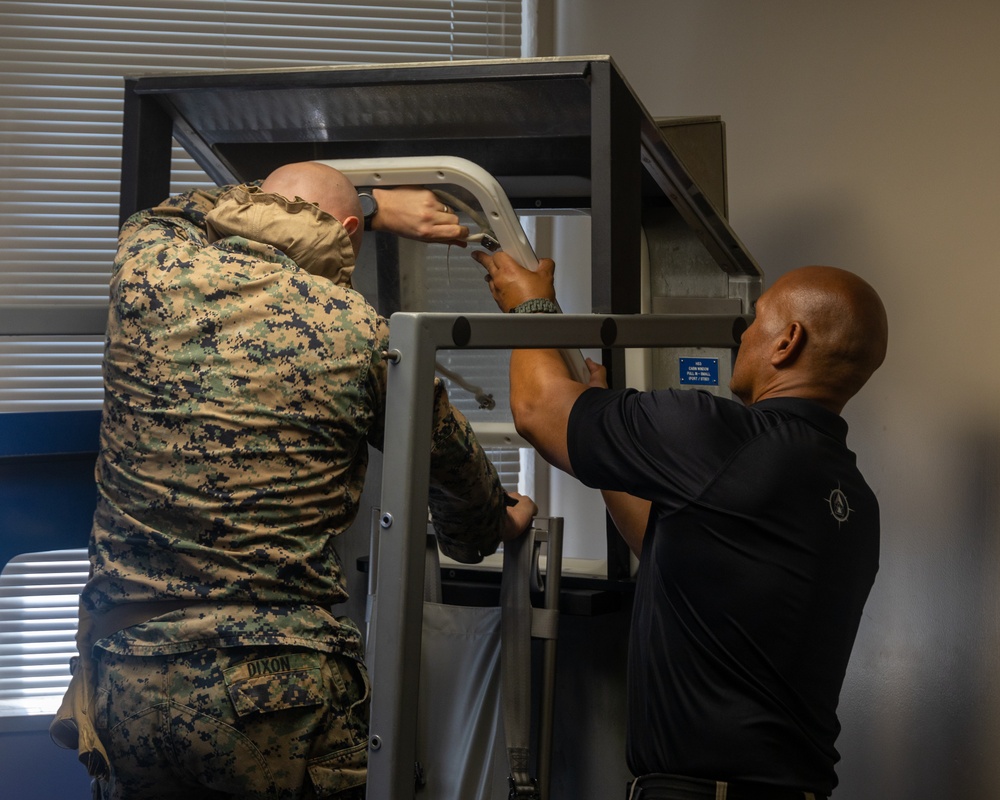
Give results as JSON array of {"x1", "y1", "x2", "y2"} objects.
[
  {"x1": 426, "y1": 380, "x2": 507, "y2": 564},
  {"x1": 364, "y1": 317, "x2": 391, "y2": 451},
  {"x1": 363, "y1": 326, "x2": 506, "y2": 563}
]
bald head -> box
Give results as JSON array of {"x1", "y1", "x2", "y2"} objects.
[
  {"x1": 260, "y1": 162, "x2": 363, "y2": 254},
  {"x1": 730, "y1": 266, "x2": 888, "y2": 412}
]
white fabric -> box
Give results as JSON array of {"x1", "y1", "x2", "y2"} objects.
[{"x1": 416, "y1": 601, "x2": 508, "y2": 800}]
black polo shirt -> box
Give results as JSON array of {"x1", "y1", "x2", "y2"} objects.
[{"x1": 567, "y1": 388, "x2": 879, "y2": 795}]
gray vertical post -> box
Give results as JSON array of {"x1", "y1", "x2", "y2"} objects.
[
  {"x1": 365, "y1": 314, "x2": 444, "y2": 800},
  {"x1": 538, "y1": 517, "x2": 563, "y2": 800}
]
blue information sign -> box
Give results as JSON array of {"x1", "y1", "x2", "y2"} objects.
[{"x1": 679, "y1": 357, "x2": 719, "y2": 386}]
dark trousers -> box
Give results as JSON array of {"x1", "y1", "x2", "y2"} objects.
[{"x1": 628, "y1": 773, "x2": 827, "y2": 800}]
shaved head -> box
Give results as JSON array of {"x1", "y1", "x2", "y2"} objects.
[
  {"x1": 774, "y1": 265, "x2": 887, "y2": 380},
  {"x1": 730, "y1": 266, "x2": 888, "y2": 412},
  {"x1": 261, "y1": 162, "x2": 363, "y2": 254}
]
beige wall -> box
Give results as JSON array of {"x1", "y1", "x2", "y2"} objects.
[{"x1": 552, "y1": 1, "x2": 1000, "y2": 796}]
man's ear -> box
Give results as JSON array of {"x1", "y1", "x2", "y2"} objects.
[
  {"x1": 342, "y1": 214, "x2": 360, "y2": 236},
  {"x1": 771, "y1": 321, "x2": 806, "y2": 367}
]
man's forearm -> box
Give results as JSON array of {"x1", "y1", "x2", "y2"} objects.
[
  {"x1": 427, "y1": 379, "x2": 507, "y2": 562},
  {"x1": 509, "y1": 347, "x2": 586, "y2": 477}
]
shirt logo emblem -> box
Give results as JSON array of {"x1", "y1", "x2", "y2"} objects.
[{"x1": 827, "y1": 485, "x2": 853, "y2": 526}]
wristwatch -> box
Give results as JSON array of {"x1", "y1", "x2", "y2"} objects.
[{"x1": 358, "y1": 191, "x2": 378, "y2": 230}]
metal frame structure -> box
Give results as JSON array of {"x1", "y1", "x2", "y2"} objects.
[
  {"x1": 119, "y1": 56, "x2": 757, "y2": 276},
  {"x1": 117, "y1": 54, "x2": 762, "y2": 579},
  {"x1": 369, "y1": 311, "x2": 749, "y2": 800}
]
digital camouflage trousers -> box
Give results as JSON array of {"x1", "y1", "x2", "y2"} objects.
[{"x1": 92, "y1": 645, "x2": 370, "y2": 800}]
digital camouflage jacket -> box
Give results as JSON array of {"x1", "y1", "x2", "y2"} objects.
[{"x1": 82, "y1": 183, "x2": 508, "y2": 657}]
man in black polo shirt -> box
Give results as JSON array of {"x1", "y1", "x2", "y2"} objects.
[{"x1": 473, "y1": 251, "x2": 888, "y2": 800}]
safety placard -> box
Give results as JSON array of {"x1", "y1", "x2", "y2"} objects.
[{"x1": 679, "y1": 357, "x2": 719, "y2": 386}]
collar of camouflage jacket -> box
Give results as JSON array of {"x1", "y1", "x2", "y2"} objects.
[{"x1": 205, "y1": 184, "x2": 356, "y2": 287}]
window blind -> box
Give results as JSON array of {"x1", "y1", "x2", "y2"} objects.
[
  {"x1": 0, "y1": 0, "x2": 523, "y2": 318},
  {"x1": 0, "y1": 0, "x2": 526, "y2": 719},
  {"x1": 0, "y1": 337, "x2": 105, "y2": 414},
  {"x1": 0, "y1": 550, "x2": 88, "y2": 717}
]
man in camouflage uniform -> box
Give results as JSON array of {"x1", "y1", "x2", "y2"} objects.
[{"x1": 76, "y1": 162, "x2": 537, "y2": 799}]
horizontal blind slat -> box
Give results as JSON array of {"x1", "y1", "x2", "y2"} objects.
[{"x1": 0, "y1": 549, "x2": 88, "y2": 716}]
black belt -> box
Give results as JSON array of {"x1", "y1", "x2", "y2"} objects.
[{"x1": 628, "y1": 773, "x2": 827, "y2": 800}]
